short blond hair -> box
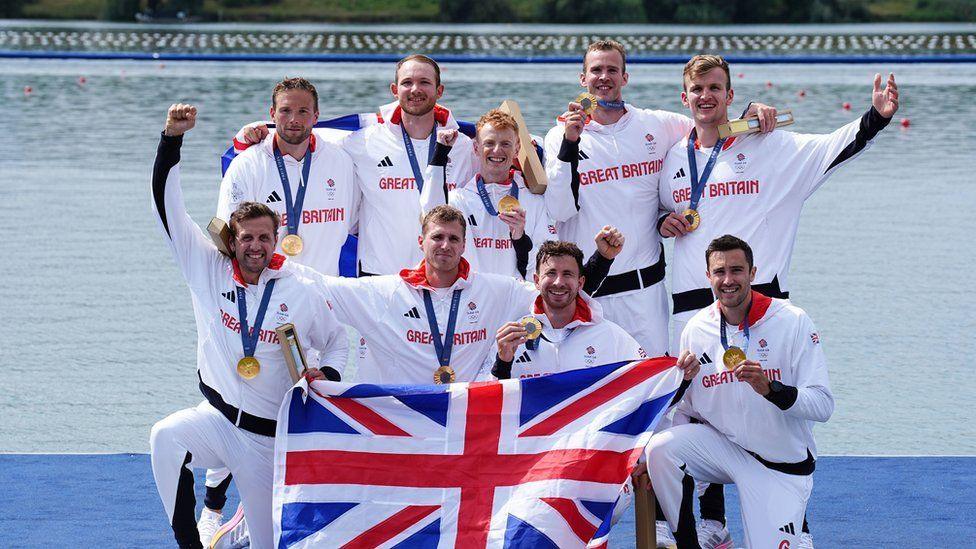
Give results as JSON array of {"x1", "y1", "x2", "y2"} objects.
[
  {"x1": 683, "y1": 55, "x2": 731, "y2": 90},
  {"x1": 584, "y1": 40, "x2": 627, "y2": 73},
  {"x1": 422, "y1": 204, "x2": 466, "y2": 238},
  {"x1": 475, "y1": 109, "x2": 519, "y2": 135}
]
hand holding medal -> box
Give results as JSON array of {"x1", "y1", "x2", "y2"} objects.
[{"x1": 732, "y1": 359, "x2": 773, "y2": 395}]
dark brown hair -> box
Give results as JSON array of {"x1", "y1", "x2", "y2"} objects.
[
  {"x1": 536, "y1": 241, "x2": 584, "y2": 275},
  {"x1": 706, "y1": 234, "x2": 754, "y2": 269},
  {"x1": 395, "y1": 54, "x2": 442, "y2": 87},
  {"x1": 229, "y1": 202, "x2": 281, "y2": 238},
  {"x1": 422, "y1": 204, "x2": 466, "y2": 237}
]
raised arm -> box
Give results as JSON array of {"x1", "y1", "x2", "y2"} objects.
[
  {"x1": 151, "y1": 104, "x2": 221, "y2": 289},
  {"x1": 543, "y1": 103, "x2": 586, "y2": 222},
  {"x1": 418, "y1": 129, "x2": 457, "y2": 214}
]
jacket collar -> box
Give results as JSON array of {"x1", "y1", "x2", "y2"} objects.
[
  {"x1": 399, "y1": 257, "x2": 472, "y2": 291},
  {"x1": 232, "y1": 253, "x2": 287, "y2": 288},
  {"x1": 377, "y1": 101, "x2": 458, "y2": 131},
  {"x1": 688, "y1": 128, "x2": 737, "y2": 151},
  {"x1": 716, "y1": 290, "x2": 772, "y2": 329},
  {"x1": 531, "y1": 291, "x2": 604, "y2": 330}
]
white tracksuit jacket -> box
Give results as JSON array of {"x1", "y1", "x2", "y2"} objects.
[
  {"x1": 303, "y1": 258, "x2": 537, "y2": 384},
  {"x1": 339, "y1": 102, "x2": 476, "y2": 275},
  {"x1": 660, "y1": 107, "x2": 893, "y2": 318},
  {"x1": 488, "y1": 292, "x2": 648, "y2": 380},
  {"x1": 152, "y1": 133, "x2": 348, "y2": 421},
  {"x1": 543, "y1": 107, "x2": 692, "y2": 281},
  {"x1": 217, "y1": 133, "x2": 359, "y2": 276},
  {"x1": 678, "y1": 292, "x2": 834, "y2": 464},
  {"x1": 420, "y1": 164, "x2": 556, "y2": 280}
]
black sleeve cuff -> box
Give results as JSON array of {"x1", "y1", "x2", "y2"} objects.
[
  {"x1": 511, "y1": 233, "x2": 533, "y2": 279},
  {"x1": 864, "y1": 105, "x2": 892, "y2": 132},
  {"x1": 656, "y1": 213, "x2": 670, "y2": 233},
  {"x1": 556, "y1": 136, "x2": 580, "y2": 163},
  {"x1": 492, "y1": 355, "x2": 514, "y2": 380},
  {"x1": 160, "y1": 131, "x2": 184, "y2": 147},
  {"x1": 764, "y1": 383, "x2": 799, "y2": 410},
  {"x1": 430, "y1": 142, "x2": 451, "y2": 166},
  {"x1": 581, "y1": 251, "x2": 613, "y2": 295},
  {"x1": 739, "y1": 101, "x2": 755, "y2": 119}
]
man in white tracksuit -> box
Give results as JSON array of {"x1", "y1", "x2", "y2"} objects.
[
  {"x1": 486, "y1": 240, "x2": 701, "y2": 528},
  {"x1": 303, "y1": 205, "x2": 538, "y2": 384},
  {"x1": 659, "y1": 55, "x2": 900, "y2": 353},
  {"x1": 218, "y1": 77, "x2": 359, "y2": 277},
  {"x1": 149, "y1": 104, "x2": 348, "y2": 549},
  {"x1": 544, "y1": 40, "x2": 776, "y2": 357},
  {"x1": 645, "y1": 235, "x2": 833, "y2": 549},
  {"x1": 421, "y1": 109, "x2": 555, "y2": 280}
]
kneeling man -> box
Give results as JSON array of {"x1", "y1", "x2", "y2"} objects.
[{"x1": 645, "y1": 235, "x2": 833, "y2": 548}]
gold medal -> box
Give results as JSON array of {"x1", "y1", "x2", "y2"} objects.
[
  {"x1": 433, "y1": 365, "x2": 456, "y2": 384},
  {"x1": 281, "y1": 234, "x2": 304, "y2": 256},
  {"x1": 681, "y1": 208, "x2": 701, "y2": 231},
  {"x1": 498, "y1": 195, "x2": 520, "y2": 214},
  {"x1": 520, "y1": 316, "x2": 543, "y2": 340},
  {"x1": 237, "y1": 356, "x2": 261, "y2": 379},
  {"x1": 575, "y1": 92, "x2": 598, "y2": 115},
  {"x1": 722, "y1": 347, "x2": 747, "y2": 370}
]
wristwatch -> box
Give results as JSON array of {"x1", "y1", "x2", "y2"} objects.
[{"x1": 768, "y1": 380, "x2": 786, "y2": 395}]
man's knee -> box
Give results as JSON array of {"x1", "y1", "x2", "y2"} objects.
[{"x1": 150, "y1": 411, "x2": 192, "y2": 458}]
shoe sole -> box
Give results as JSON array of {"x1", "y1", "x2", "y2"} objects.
[{"x1": 209, "y1": 505, "x2": 245, "y2": 549}]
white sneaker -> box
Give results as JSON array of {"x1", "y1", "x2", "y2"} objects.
[
  {"x1": 796, "y1": 532, "x2": 814, "y2": 549},
  {"x1": 197, "y1": 507, "x2": 223, "y2": 548},
  {"x1": 696, "y1": 519, "x2": 733, "y2": 549},
  {"x1": 656, "y1": 520, "x2": 677, "y2": 548},
  {"x1": 210, "y1": 503, "x2": 249, "y2": 549}
]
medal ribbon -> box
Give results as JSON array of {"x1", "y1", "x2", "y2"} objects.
[
  {"x1": 720, "y1": 298, "x2": 752, "y2": 354},
  {"x1": 422, "y1": 289, "x2": 463, "y2": 368},
  {"x1": 236, "y1": 279, "x2": 277, "y2": 359},
  {"x1": 401, "y1": 123, "x2": 437, "y2": 194},
  {"x1": 597, "y1": 99, "x2": 625, "y2": 109},
  {"x1": 273, "y1": 144, "x2": 312, "y2": 237},
  {"x1": 686, "y1": 128, "x2": 727, "y2": 212},
  {"x1": 475, "y1": 175, "x2": 519, "y2": 216}
]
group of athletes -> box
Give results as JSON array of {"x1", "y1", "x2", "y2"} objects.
[{"x1": 148, "y1": 39, "x2": 900, "y2": 549}]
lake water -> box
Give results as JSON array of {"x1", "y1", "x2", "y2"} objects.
[{"x1": 0, "y1": 38, "x2": 974, "y2": 454}]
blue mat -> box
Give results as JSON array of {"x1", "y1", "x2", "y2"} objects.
[{"x1": 0, "y1": 454, "x2": 971, "y2": 547}]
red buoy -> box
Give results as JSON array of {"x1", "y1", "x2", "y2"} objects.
[
  {"x1": 900, "y1": 118, "x2": 911, "y2": 128},
  {"x1": 24, "y1": 86, "x2": 32, "y2": 95},
  {"x1": 766, "y1": 81, "x2": 773, "y2": 88},
  {"x1": 737, "y1": 73, "x2": 744, "y2": 79},
  {"x1": 842, "y1": 102, "x2": 851, "y2": 110},
  {"x1": 77, "y1": 76, "x2": 86, "y2": 85},
  {"x1": 798, "y1": 90, "x2": 806, "y2": 97}
]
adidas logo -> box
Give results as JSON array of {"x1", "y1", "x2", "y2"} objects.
[
  {"x1": 673, "y1": 168, "x2": 686, "y2": 179},
  {"x1": 515, "y1": 351, "x2": 532, "y2": 364},
  {"x1": 377, "y1": 156, "x2": 394, "y2": 168},
  {"x1": 578, "y1": 150, "x2": 589, "y2": 160},
  {"x1": 778, "y1": 522, "x2": 796, "y2": 535},
  {"x1": 266, "y1": 190, "x2": 282, "y2": 203},
  {"x1": 699, "y1": 352, "x2": 713, "y2": 365},
  {"x1": 468, "y1": 214, "x2": 478, "y2": 227},
  {"x1": 221, "y1": 291, "x2": 236, "y2": 303},
  {"x1": 403, "y1": 306, "x2": 421, "y2": 319}
]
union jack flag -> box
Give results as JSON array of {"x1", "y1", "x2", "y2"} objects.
[{"x1": 273, "y1": 357, "x2": 681, "y2": 548}]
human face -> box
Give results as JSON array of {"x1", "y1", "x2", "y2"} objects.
[
  {"x1": 580, "y1": 49, "x2": 628, "y2": 102},
  {"x1": 421, "y1": 220, "x2": 465, "y2": 273},
  {"x1": 682, "y1": 67, "x2": 733, "y2": 126},
  {"x1": 229, "y1": 216, "x2": 278, "y2": 279},
  {"x1": 270, "y1": 89, "x2": 318, "y2": 146},
  {"x1": 474, "y1": 124, "x2": 519, "y2": 182},
  {"x1": 706, "y1": 249, "x2": 756, "y2": 310},
  {"x1": 534, "y1": 255, "x2": 584, "y2": 311},
  {"x1": 392, "y1": 60, "x2": 443, "y2": 116}
]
